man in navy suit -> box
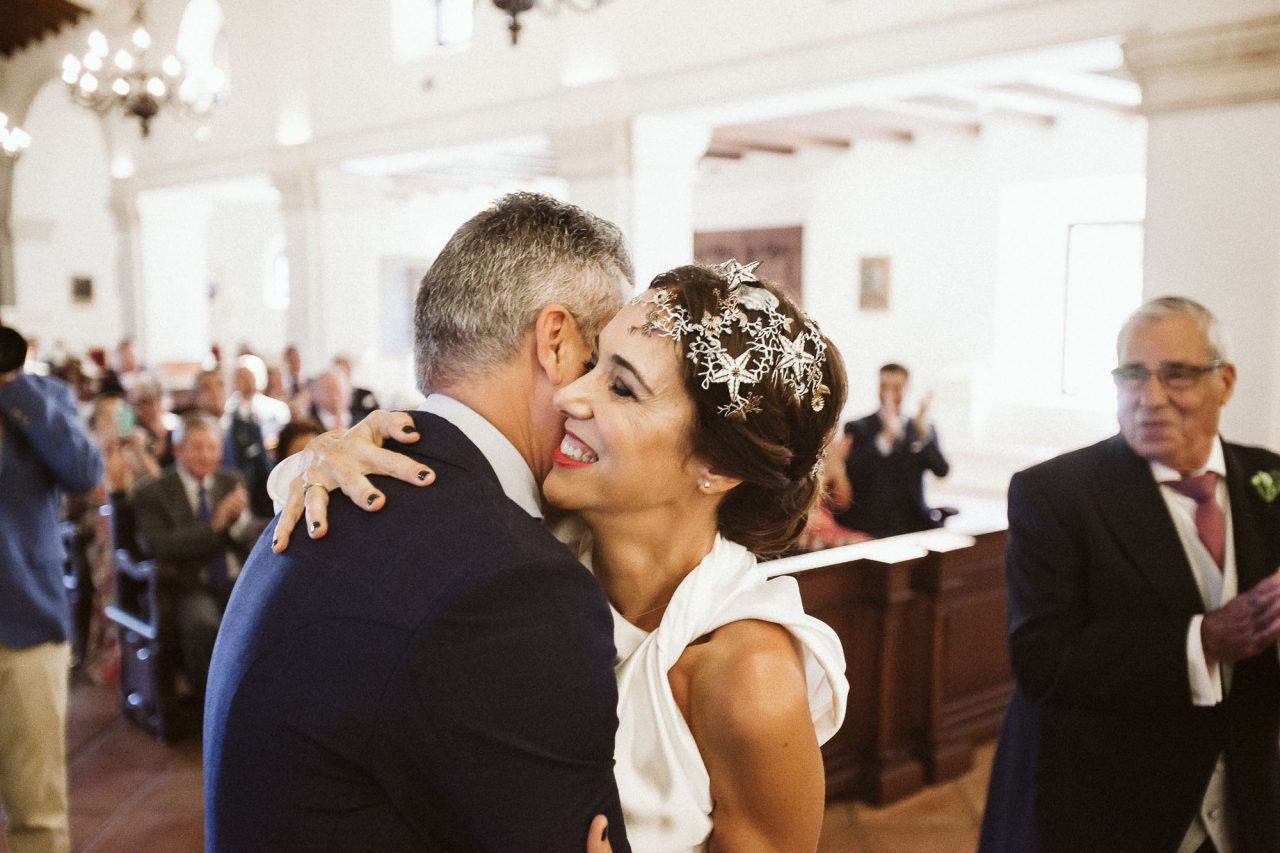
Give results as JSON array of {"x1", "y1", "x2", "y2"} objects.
[
  {"x1": 204, "y1": 193, "x2": 633, "y2": 851},
  {"x1": 835, "y1": 362, "x2": 950, "y2": 537},
  {"x1": 0, "y1": 323, "x2": 103, "y2": 853},
  {"x1": 980, "y1": 297, "x2": 1280, "y2": 853}
]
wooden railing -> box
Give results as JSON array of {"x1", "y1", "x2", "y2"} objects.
[{"x1": 764, "y1": 528, "x2": 1012, "y2": 806}]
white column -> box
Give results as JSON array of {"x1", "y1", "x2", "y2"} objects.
[
  {"x1": 136, "y1": 188, "x2": 211, "y2": 364},
  {"x1": 0, "y1": 160, "x2": 13, "y2": 308},
  {"x1": 108, "y1": 181, "x2": 146, "y2": 343},
  {"x1": 272, "y1": 163, "x2": 327, "y2": 359},
  {"x1": 1125, "y1": 12, "x2": 1280, "y2": 447},
  {"x1": 551, "y1": 116, "x2": 711, "y2": 289}
]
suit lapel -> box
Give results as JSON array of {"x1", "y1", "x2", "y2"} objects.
[
  {"x1": 164, "y1": 472, "x2": 196, "y2": 524},
  {"x1": 1224, "y1": 442, "x2": 1268, "y2": 590},
  {"x1": 1086, "y1": 435, "x2": 1206, "y2": 614}
]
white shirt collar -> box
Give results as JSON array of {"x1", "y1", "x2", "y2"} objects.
[
  {"x1": 419, "y1": 393, "x2": 543, "y2": 520},
  {"x1": 175, "y1": 464, "x2": 214, "y2": 511},
  {"x1": 1148, "y1": 436, "x2": 1227, "y2": 484}
]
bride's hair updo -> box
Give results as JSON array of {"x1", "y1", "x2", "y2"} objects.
[{"x1": 640, "y1": 264, "x2": 847, "y2": 557}]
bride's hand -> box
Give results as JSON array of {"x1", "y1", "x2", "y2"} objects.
[
  {"x1": 272, "y1": 410, "x2": 436, "y2": 552},
  {"x1": 585, "y1": 816, "x2": 611, "y2": 853}
]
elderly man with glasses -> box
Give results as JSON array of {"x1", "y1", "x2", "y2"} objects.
[{"x1": 980, "y1": 297, "x2": 1280, "y2": 853}]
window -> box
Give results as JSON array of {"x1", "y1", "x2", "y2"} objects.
[
  {"x1": 1061, "y1": 222, "x2": 1144, "y2": 396},
  {"x1": 391, "y1": 0, "x2": 472, "y2": 63}
]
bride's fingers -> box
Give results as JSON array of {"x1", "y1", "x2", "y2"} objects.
[
  {"x1": 354, "y1": 444, "x2": 435, "y2": 490},
  {"x1": 585, "y1": 816, "x2": 611, "y2": 853},
  {"x1": 358, "y1": 410, "x2": 420, "y2": 445},
  {"x1": 272, "y1": 478, "x2": 306, "y2": 552},
  {"x1": 303, "y1": 481, "x2": 332, "y2": 539}
]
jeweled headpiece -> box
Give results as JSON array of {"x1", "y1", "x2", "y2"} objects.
[{"x1": 633, "y1": 259, "x2": 831, "y2": 422}]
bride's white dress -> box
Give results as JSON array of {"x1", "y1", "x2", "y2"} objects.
[{"x1": 596, "y1": 534, "x2": 849, "y2": 852}]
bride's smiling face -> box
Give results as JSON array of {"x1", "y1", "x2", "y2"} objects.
[{"x1": 543, "y1": 300, "x2": 705, "y2": 516}]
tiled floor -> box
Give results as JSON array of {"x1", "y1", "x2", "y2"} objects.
[{"x1": 1, "y1": 681, "x2": 992, "y2": 852}]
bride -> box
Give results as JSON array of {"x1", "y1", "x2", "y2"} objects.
[{"x1": 273, "y1": 260, "x2": 849, "y2": 852}]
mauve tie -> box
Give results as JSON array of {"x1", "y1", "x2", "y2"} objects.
[{"x1": 1163, "y1": 471, "x2": 1225, "y2": 570}]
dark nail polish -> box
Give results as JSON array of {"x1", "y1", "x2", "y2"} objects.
[
  {"x1": 366, "y1": 493, "x2": 378, "y2": 506},
  {"x1": 402, "y1": 425, "x2": 418, "y2": 434},
  {"x1": 417, "y1": 470, "x2": 429, "y2": 481},
  {"x1": 311, "y1": 521, "x2": 320, "y2": 531},
  {"x1": 272, "y1": 539, "x2": 278, "y2": 548},
  {"x1": 601, "y1": 824, "x2": 608, "y2": 842}
]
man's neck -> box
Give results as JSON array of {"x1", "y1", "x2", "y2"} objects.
[{"x1": 437, "y1": 365, "x2": 544, "y2": 486}]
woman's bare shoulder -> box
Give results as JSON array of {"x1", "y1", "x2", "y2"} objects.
[{"x1": 676, "y1": 619, "x2": 810, "y2": 745}]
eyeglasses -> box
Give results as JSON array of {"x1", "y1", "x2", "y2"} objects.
[{"x1": 1111, "y1": 361, "x2": 1222, "y2": 392}]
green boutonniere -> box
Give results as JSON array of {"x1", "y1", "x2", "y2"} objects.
[{"x1": 1252, "y1": 470, "x2": 1280, "y2": 504}]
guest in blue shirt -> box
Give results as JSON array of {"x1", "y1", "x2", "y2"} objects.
[{"x1": 0, "y1": 323, "x2": 103, "y2": 853}]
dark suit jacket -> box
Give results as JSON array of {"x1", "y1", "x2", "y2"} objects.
[
  {"x1": 131, "y1": 467, "x2": 250, "y2": 590},
  {"x1": 834, "y1": 412, "x2": 950, "y2": 537},
  {"x1": 980, "y1": 434, "x2": 1280, "y2": 853},
  {"x1": 203, "y1": 411, "x2": 630, "y2": 852},
  {"x1": 0, "y1": 374, "x2": 103, "y2": 648}
]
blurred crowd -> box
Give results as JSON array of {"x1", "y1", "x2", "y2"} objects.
[{"x1": 23, "y1": 334, "x2": 380, "y2": 687}]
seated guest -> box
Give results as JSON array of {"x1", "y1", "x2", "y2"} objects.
[
  {"x1": 333, "y1": 353, "x2": 379, "y2": 422},
  {"x1": 274, "y1": 418, "x2": 324, "y2": 467},
  {"x1": 263, "y1": 366, "x2": 288, "y2": 403},
  {"x1": 130, "y1": 381, "x2": 179, "y2": 468},
  {"x1": 799, "y1": 432, "x2": 869, "y2": 551},
  {"x1": 132, "y1": 414, "x2": 257, "y2": 703},
  {"x1": 225, "y1": 356, "x2": 289, "y2": 518},
  {"x1": 99, "y1": 337, "x2": 151, "y2": 396},
  {"x1": 307, "y1": 370, "x2": 352, "y2": 431},
  {"x1": 835, "y1": 362, "x2": 950, "y2": 538},
  {"x1": 282, "y1": 343, "x2": 306, "y2": 398},
  {"x1": 193, "y1": 369, "x2": 228, "y2": 421},
  {"x1": 225, "y1": 355, "x2": 291, "y2": 447}
]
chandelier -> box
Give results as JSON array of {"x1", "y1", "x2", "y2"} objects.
[
  {"x1": 491, "y1": 0, "x2": 613, "y2": 45},
  {"x1": 0, "y1": 113, "x2": 31, "y2": 162},
  {"x1": 61, "y1": 1, "x2": 219, "y2": 137}
]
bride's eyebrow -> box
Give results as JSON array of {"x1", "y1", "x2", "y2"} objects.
[{"x1": 609, "y1": 354, "x2": 653, "y2": 395}]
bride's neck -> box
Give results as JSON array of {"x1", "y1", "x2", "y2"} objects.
[{"x1": 586, "y1": 505, "x2": 719, "y2": 631}]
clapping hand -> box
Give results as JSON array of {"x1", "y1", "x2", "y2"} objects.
[
  {"x1": 912, "y1": 391, "x2": 933, "y2": 437},
  {"x1": 1201, "y1": 571, "x2": 1280, "y2": 664},
  {"x1": 211, "y1": 484, "x2": 249, "y2": 533}
]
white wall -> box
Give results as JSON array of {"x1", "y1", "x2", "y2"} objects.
[
  {"x1": 8, "y1": 81, "x2": 119, "y2": 354},
  {"x1": 696, "y1": 105, "x2": 1147, "y2": 495},
  {"x1": 205, "y1": 197, "x2": 287, "y2": 360},
  {"x1": 1144, "y1": 101, "x2": 1280, "y2": 450}
]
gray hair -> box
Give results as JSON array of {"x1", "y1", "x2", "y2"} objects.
[
  {"x1": 173, "y1": 412, "x2": 223, "y2": 446},
  {"x1": 1118, "y1": 296, "x2": 1232, "y2": 361},
  {"x1": 413, "y1": 192, "x2": 634, "y2": 393}
]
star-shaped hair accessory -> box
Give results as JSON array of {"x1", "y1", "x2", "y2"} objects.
[
  {"x1": 630, "y1": 258, "x2": 832, "y2": 428},
  {"x1": 708, "y1": 259, "x2": 762, "y2": 288}
]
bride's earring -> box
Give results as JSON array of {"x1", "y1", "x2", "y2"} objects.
[{"x1": 701, "y1": 481, "x2": 711, "y2": 490}]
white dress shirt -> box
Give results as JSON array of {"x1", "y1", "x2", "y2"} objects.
[{"x1": 1151, "y1": 437, "x2": 1276, "y2": 853}]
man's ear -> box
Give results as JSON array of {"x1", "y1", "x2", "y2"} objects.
[
  {"x1": 695, "y1": 462, "x2": 742, "y2": 496},
  {"x1": 533, "y1": 304, "x2": 588, "y2": 387}
]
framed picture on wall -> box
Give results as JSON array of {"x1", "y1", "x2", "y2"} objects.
[
  {"x1": 71, "y1": 276, "x2": 93, "y2": 304},
  {"x1": 858, "y1": 257, "x2": 890, "y2": 311}
]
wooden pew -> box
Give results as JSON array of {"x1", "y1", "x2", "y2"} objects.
[{"x1": 764, "y1": 528, "x2": 1012, "y2": 805}]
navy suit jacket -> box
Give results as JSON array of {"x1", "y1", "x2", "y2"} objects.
[
  {"x1": 835, "y1": 411, "x2": 949, "y2": 537},
  {"x1": 980, "y1": 435, "x2": 1280, "y2": 853},
  {"x1": 0, "y1": 373, "x2": 102, "y2": 649},
  {"x1": 204, "y1": 411, "x2": 629, "y2": 852}
]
